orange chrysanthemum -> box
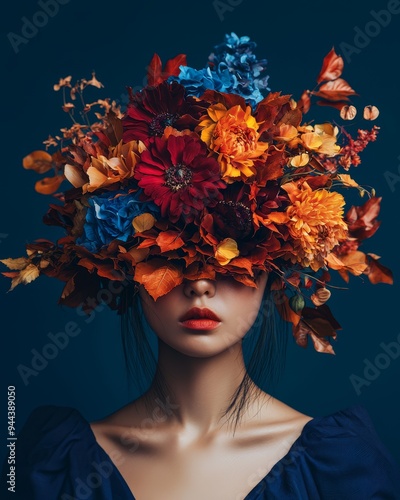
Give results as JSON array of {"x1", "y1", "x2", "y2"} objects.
[
  {"x1": 198, "y1": 104, "x2": 269, "y2": 182},
  {"x1": 282, "y1": 181, "x2": 348, "y2": 271}
]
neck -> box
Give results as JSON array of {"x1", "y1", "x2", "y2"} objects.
[{"x1": 144, "y1": 338, "x2": 264, "y2": 436}]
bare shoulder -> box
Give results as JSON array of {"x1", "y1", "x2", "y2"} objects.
[
  {"x1": 89, "y1": 397, "x2": 173, "y2": 451},
  {"x1": 236, "y1": 393, "x2": 314, "y2": 445}
]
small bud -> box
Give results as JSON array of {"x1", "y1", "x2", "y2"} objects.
[{"x1": 289, "y1": 294, "x2": 305, "y2": 313}]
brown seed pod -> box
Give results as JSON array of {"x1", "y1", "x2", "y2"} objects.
[
  {"x1": 340, "y1": 105, "x2": 357, "y2": 120},
  {"x1": 363, "y1": 105, "x2": 379, "y2": 120},
  {"x1": 311, "y1": 287, "x2": 331, "y2": 307}
]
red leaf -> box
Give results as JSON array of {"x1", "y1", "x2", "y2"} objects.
[
  {"x1": 312, "y1": 78, "x2": 357, "y2": 102},
  {"x1": 317, "y1": 48, "x2": 344, "y2": 84},
  {"x1": 315, "y1": 100, "x2": 349, "y2": 111},
  {"x1": 302, "y1": 304, "x2": 342, "y2": 337},
  {"x1": 293, "y1": 320, "x2": 310, "y2": 348},
  {"x1": 147, "y1": 53, "x2": 162, "y2": 86},
  {"x1": 345, "y1": 197, "x2": 382, "y2": 240},
  {"x1": 164, "y1": 54, "x2": 187, "y2": 77},
  {"x1": 297, "y1": 91, "x2": 311, "y2": 114}
]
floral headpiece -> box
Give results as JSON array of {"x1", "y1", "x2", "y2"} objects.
[{"x1": 1, "y1": 33, "x2": 393, "y2": 354}]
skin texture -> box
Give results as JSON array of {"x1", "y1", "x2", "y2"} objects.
[{"x1": 90, "y1": 274, "x2": 313, "y2": 500}]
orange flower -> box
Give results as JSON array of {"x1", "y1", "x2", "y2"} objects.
[
  {"x1": 299, "y1": 123, "x2": 340, "y2": 156},
  {"x1": 65, "y1": 140, "x2": 144, "y2": 193},
  {"x1": 282, "y1": 181, "x2": 348, "y2": 271},
  {"x1": 198, "y1": 104, "x2": 269, "y2": 182}
]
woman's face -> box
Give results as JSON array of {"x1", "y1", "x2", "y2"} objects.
[{"x1": 139, "y1": 272, "x2": 269, "y2": 357}]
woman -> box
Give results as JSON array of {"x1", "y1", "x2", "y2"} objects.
[
  {"x1": 1, "y1": 33, "x2": 400, "y2": 499},
  {"x1": 6, "y1": 272, "x2": 400, "y2": 499}
]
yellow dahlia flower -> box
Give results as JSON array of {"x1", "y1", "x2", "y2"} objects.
[{"x1": 282, "y1": 181, "x2": 348, "y2": 271}]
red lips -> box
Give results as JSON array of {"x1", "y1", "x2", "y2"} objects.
[{"x1": 179, "y1": 307, "x2": 221, "y2": 322}]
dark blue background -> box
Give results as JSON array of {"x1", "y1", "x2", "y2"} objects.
[{"x1": 1, "y1": 0, "x2": 399, "y2": 469}]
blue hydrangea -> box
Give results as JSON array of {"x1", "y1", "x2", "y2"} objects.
[
  {"x1": 76, "y1": 189, "x2": 159, "y2": 253},
  {"x1": 169, "y1": 33, "x2": 270, "y2": 108}
]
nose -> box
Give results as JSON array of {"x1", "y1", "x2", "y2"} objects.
[{"x1": 183, "y1": 279, "x2": 216, "y2": 298}]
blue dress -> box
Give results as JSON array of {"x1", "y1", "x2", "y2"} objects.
[{"x1": 1, "y1": 404, "x2": 400, "y2": 499}]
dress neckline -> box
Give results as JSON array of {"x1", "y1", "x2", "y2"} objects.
[{"x1": 86, "y1": 412, "x2": 325, "y2": 500}]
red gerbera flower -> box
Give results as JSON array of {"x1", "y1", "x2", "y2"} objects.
[
  {"x1": 134, "y1": 134, "x2": 226, "y2": 222},
  {"x1": 122, "y1": 81, "x2": 208, "y2": 145}
]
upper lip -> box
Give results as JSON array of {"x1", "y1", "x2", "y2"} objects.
[{"x1": 179, "y1": 308, "x2": 221, "y2": 322}]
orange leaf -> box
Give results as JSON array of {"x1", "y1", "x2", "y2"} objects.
[
  {"x1": 327, "y1": 251, "x2": 368, "y2": 276},
  {"x1": 312, "y1": 78, "x2": 357, "y2": 102},
  {"x1": 35, "y1": 175, "x2": 65, "y2": 195},
  {"x1": 274, "y1": 291, "x2": 301, "y2": 327},
  {"x1": 267, "y1": 212, "x2": 290, "y2": 224},
  {"x1": 133, "y1": 213, "x2": 156, "y2": 233},
  {"x1": 215, "y1": 238, "x2": 239, "y2": 266},
  {"x1": 156, "y1": 231, "x2": 185, "y2": 252},
  {"x1": 23, "y1": 150, "x2": 53, "y2": 174},
  {"x1": 317, "y1": 47, "x2": 344, "y2": 84},
  {"x1": 365, "y1": 255, "x2": 393, "y2": 285},
  {"x1": 134, "y1": 259, "x2": 183, "y2": 300}
]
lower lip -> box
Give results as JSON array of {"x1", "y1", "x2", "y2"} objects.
[{"x1": 180, "y1": 319, "x2": 221, "y2": 330}]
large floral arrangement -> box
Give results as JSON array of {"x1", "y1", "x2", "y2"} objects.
[{"x1": 1, "y1": 33, "x2": 393, "y2": 354}]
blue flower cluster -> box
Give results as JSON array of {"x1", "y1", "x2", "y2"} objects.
[
  {"x1": 170, "y1": 33, "x2": 270, "y2": 108},
  {"x1": 76, "y1": 189, "x2": 159, "y2": 253}
]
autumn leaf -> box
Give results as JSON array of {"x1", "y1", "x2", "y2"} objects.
[
  {"x1": 293, "y1": 320, "x2": 310, "y2": 348},
  {"x1": 276, "y1": 124, "x2": 298, "y2": 142},
  {"x1": 0, "y1": 257, "x2": 29, "y2": 270},
  {"x1": 23, "y1": 150, "x2": 53, "y2": 174},
  {"x1": 317, "y1": 48, "x2": 344, "y2": 84},
  {"x1": 345, "y1": 197, "x2": 382, "y2": 240},
  {"x1": 147, "y1": 53, "x2": 187, "y2": 86},
  {"x1": 274, "y1": 291, "x2": 301, "y2": 327},
  {"x1": 164, "y1": 54, "x2": 187, "y2": 77},
  {"x1": 365, "y1": 255, "x2": 393, "y2": 285},
  {"x1": 35, "y1": 175, "x2": 65, "y2": 195},
  {"x1": 156, "y1": 231, "x2": 185, "y2": 252},
  {"x1": 134, "y1": 259, "x2": 183, "y2": 300},
  {"x1": 326, "y1": 251, "x2": 368, "y2": 281},
  {"x1": 297, "y1": 91, "x2": 311, "y2": 114},
  {"x1": 215, "y1": 238, "x2": 239, "y2": 266},
  {"x1": 133, "y1": 213, "x2": 156, "y2": 233},
  {"x1": 309, "y1": 332, "x2": 336, "y2": 355},
  {"x1": 4, "y1": 264, "x2": 40, "y2": 291},
  {"x1": 312, "y1": 78, "x2": 357, "y2": 102},
  {"x1": 337, "y1": 174, "x2": 359, "y2": 188},
  {"x1": 290, "y1": 153, "x2": 309, "y2": 167}
]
